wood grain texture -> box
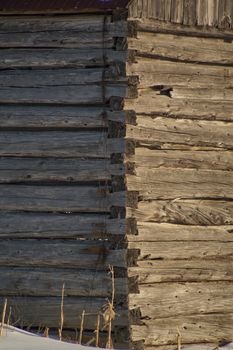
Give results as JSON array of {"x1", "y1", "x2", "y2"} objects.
[
  {"x1": 127, "y1": 117, "x2": 233, "y2": 150},
  {"x1": 0, "y1": 267, "x2": 128, "y2": 297},
  {"x1": 128, "y1": 259, "x2": 233, "y2": 282},
  {"x1": 127, "y1": 167, "x2": 233, "y2": 199},
  {"x1": 0, "y1": 158, "x2": 124, "y2": 183},
  {"x1": 0, "y1": 131, "x2": 124, "y2": 157},
  {"x1": 0, "y1": 296, "x2": 128, "y2": 329},
  {"x1": 0, "y1": 105, "x2": 127, "y2": 129},
  {"x1": 129, "y1": 282, "x2": 233, "y2": 318},
  {"x1": 133, "y1": 148, "x2": 233, "y2": 171},
  {"x1": 0, "y1": 185, "x2": 125, "y2": 212},
  {"x1": 0, "y1": 48, "x2": 126, "y2": 69},
  {"x1": 131, "y1": 313, "x2": 233, "y2": 345},
  {"x1": 0, "y1": 239, "x2": 127, "y2": 268},
  {"x1": 0, "y1": 212, "x2": 125, "y2": 238},
  {"x1": 127, "y1": 199, "x2": 233, "y2": 225}
]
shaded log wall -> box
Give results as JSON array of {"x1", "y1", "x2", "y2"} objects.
[
  {"x1": 126, "y1": 13, "x2": 233, "y2": 350},
  {"x1": 0, "y1": 13, "x2": 135, "y2": 347}
]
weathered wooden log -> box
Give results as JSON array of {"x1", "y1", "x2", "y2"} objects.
[
  {"x1": 0, "y1": 48, "x2": 126, "y2": 69},
  {"x1": 127, "y1": 167, "x2": 233, "y2": 199},
  {"x1": 0, "y1": 131, "x2": 124, "y2": 157},
  {"x1": 0, "y1": 158, "x2": 124, "y2": 183},
  {"x1": 128, "y1": 32, "x2": 233, "y2": 64},
  {"x1": 0, "y1": 106, "x2": 128, "y2": 129},
  {"x1": 128, "y1": 259, "x2": 233, "y2": 282},
  {"x1": 127, "y1": 117, "x2": 233, "y2": 150},
  {"x1": 0, "y1": 296, "x2": 128, "y2": 329},
  {"x1": 127, "y1": 199, "x2": 233, "y2": 226},
  {"x1": 131, "y1": 313, "x2": 233, "y2": 346},
  {"x1": 129, "y1": 282, "x2": 233, "y2": 318},
  {"x1": 125, "y1": 90, "x2": 233, "y2": 121},
  {"x1": 133, "y1": 148, "x2": 233, "y2": 171},
  {"x1": 0, "y1": 212, "x2": 125, "y2": 238},
  {"x1": 0, "y1": 267, "x2": 128, "y2": 297},
  {"x1": 129, "y1": 240, "x2": 233, "y2": 260},
  {"x1": 0, "y1": 239, "x2": 127, "y2": 268},
  {"x1": 0, "y1": 185, "x2": 125, "y2": 212}
]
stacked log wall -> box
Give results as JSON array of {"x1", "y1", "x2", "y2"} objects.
[
  {"x1": 125, "y1": 14, "x2": 233, "y2": 350},
  {"x1": 0, "y1": 12, "x2": 136, "y2": 347}
]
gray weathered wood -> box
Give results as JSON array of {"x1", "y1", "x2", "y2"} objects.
[
  {"x1": 0, "y1": 296, "x2": 128, "y2": 329},
  {"x1": 131, "y1": 313, "x2": 233, "y2": 345},
  {"x1": 0, "y1": 158, "x2": 124, "y2": 183},
  {"x1": 0, "y1": 212, "x2": 125, "y2": 238},
  {"x1": 0, "y1": 105, "x2": 127, "y2": 128},
  {"x1": 0, "y1": 131, "x2": 124, "y2": 157},
  {"x1": 127, "y1": 117, "x2": 233, "y2": 150},
  {"x1": 0, "y1": 240, "x2": 127, "y2": 268},
  {"x1": 128, "y1": 259, "x2": 233, "y2": 282},
  {"x1": 127, "y1": 199, "x2": 233, "y2": 225},
  {"x1": 0, "y1": 48, "x2": 126, "y2": 69},
  {"x1": 0, "y1": 185, "x2": 125, "y2": 212},
  {"x1": 129, "y1": 282, "x2": 233, "y2": 318},
  {"x1": 127, "y1": 167, "x2": 233, "y2": 199},
  {"x1": 0, "y1": 84, "x2": 127, "y2": 104},
  {"x1": 133, "y1": 148, "x2": 233, "y2": 171},
  {"x1": 0, "y1": 267, "x2": 128, "y2": 297}
]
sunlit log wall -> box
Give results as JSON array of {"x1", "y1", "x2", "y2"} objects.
[{"x1": 126, "y1": 0, "x2": 233, "y2": 348}]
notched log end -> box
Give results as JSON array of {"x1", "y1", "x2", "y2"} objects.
[
  {"x1": 111, "y1": 175, "x2": 126, "y2": 192},
  {"x1": 127, "y1": 20, "x2": 138, "y2": 38},
  {"x1": 127, "y1": 191, "x2": 139, "y2": 208},
  {"x1": 111, "y1": 153, "x2": 124, "y2": 164},
  {"x1": 110, "y1": 206, "x2": 126, "y2": 219},
  {"x1": 131, "y1": 340, "x2": 145, "y2": 350},
  {"x1": 127, "y1": 248, "x2": 140, "y2": 267},
  {"x1": 129, "y1": 307, "x2": 142, "y2": 325},
  {"x1": 126, "y1": 217, "x2": 138, "y2": 235},
  {"x1": 128, "y1": 275, "x2": 139, "y2": 294},
  {"x1": 125, "y1": 110, "x2": 137, "y2": 125},
  {"x1": 108, "y1": 120, "x2": 126, "y2": 138},
  {"x1": 125, "y1": 162, "x2": 136, "y2": 175},
  {"x1": 109, "y1": 96, "x2": 124, "y2": 111},
  {"x1": 126, "y1": 140, "x2": 136, "y2": 156}
]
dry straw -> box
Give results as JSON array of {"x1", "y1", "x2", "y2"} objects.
[
  {"x1": 79, "y1": 310, "x2": 85, "y2": 344},
  {"x1": 0, "y1": 298, "x2": 7, "y2": 337},
  {"x1": 58, "y1": 283, "x2": 65, "y2": 341}
]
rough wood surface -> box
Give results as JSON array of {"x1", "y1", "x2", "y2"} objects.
[
  {"x1": 129, "y1": 282, "x2": 233, "y2": 318},
  {"x1": 0, "y1": 105, "x2": 127, "y2": 128},
  {"x1": 131, "y1": 313, "x2": 233, "y2": 345},
  {"x1": 128, "y1": 259, "x2": 233, "y2": 282},
  {"x1": 133, "y1": 148, "x2": 233, "y2": 171},
  {"x1": 0, "y1": 158, "x2": 124, "y2": 183},
  {"x1": 0, "y1": 213, "x2": 125, "y2": 238},
  {"x1": 0, "y1": 48, "x2": 126, "y2": 69},
  {"x1": 128, "y1": 32, "x2": 233, "y2": 65},
  {"x1": 0, "y1": 131, "x2": 124, "y2": 157},
  {"x1": 127, "y1": 167, "x2": 233, "y2": 199},
  {"x1": 127, "y1": 117, "x2": 233, "y2": 150},
  {"x1": 0, "y1": 267, "x2": 128, "y2": 297},
  {"x1": 128, "y1": 199, "x2": 233, "y2": 226},
  {"x1": 0, "y1": 296, "x2": 128, "y2": 329},
  {"x1": 0, "y1": 240, "x2": 127, "y2": 268},
  {"x1": 0, "y1": 185, "x2": 125, "y2": 212}
]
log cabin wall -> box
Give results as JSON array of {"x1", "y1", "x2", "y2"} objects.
[
  {"x1": 0, "y1": 10, "x2": 136, "y2": 347},
  {"x1": 126, "y1": 0, "x2": 233, "y2": 348}
]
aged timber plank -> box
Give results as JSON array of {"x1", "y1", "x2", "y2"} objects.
[
  {"x1": 0, "y1": 212, "x2": 125, "y2": 238},
  {"x1": 124, "y1": 91, "x2": 233, "y2": 121},
  {"x1": 0, "y1": 131, "x2": 124, "y2": 157},
  {"x1": 0, "y1": 185, "x2": 125, "y2": 212},
  {"x1": 127, "y1": 168, "x2": 233, "y2": 199},
  {"x1": 127, "y1": 57, "x2": 233, "y2": 89},
  {"x1": 0, "y1": 296, "x2": 128, "y2": 329},
  {"x1": 129, "y1": 282, "x2": 233, "y2": 318},
  {"x1": 0, "y1": 240, "x2": 127, "y2": 268},
  {"x1": 128, "y1": 259, "x2": 233, "y2": 282},
  {"x1": 131, "y1": 313, "x2": 233, "y2": 345},
  {"x1": 0, "y1": 267, "x2": 128, "y2": 297},
  {"x1": 0, "y1": 158, "x2": 124, "y2": 183},
  {"x1": 128, "y1": 240, "x2": 233, "y2": 260},
  {"x1": 128, "y1": 32, "x2": 233, "y2": 65},
  {"x1": 127, "y1": 199, "x2": 233, "y2": 225},
  {"x1": 0, "y1": 84, "x2": 127, "y2": 104},
  {"x1": 0, "y1": 106, "x2": 127, "y2": 129},
  {"x1": 128, "y1": 222, "x2": 233, "y2": 241},
  {"x1": 127, "y1": 117, "x2": 233, "y2": 150},
  {"x1": 133, "y1": 148, "x2": 233, "y2": 171},
  {"x1": 0, "y1": 49, "x2": 126, "y2": 69}
]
